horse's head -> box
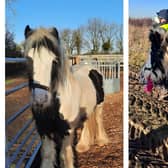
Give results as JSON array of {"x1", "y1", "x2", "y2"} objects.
[
  {"x1": 139, "y1": 28, "x2": 168, "y2": 88},
  {"x1": 24, "y1": 25, "x2": 63, "y2": 107}
]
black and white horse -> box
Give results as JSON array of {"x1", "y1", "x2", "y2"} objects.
[
  {"x1": 139, "y1": 28, "x2": 168, "y2": 94},
  {"x1": 23, "y1": 25, "x2": 109, "y2": 168}
]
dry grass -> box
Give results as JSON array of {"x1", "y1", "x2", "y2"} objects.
[{"x1": 129, "y1": 24, "x2": 151, "y2": 68}]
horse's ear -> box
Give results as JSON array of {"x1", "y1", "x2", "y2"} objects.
[
  {"x1": 50, "y1": 27, "x2": 59, "y2": 40},
  {"x1": 24, "y1": 25, "x2": 32, "y2": 39}
]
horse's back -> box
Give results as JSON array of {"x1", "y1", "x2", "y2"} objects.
[{"x1": 72, "y1": 64, "x2": 104, "y2": 114}]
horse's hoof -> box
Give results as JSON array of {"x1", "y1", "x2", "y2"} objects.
[
  {"x1": 76, "y1": 143, "x2": 90, "y2": 153},
  {"x1": 95, "y1": 138, "x2": 109, "y2": 146}
]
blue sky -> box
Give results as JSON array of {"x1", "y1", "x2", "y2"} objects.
[
  {"x1": 6, "y1": 0, "x2": 123, "y2": 44},
  {"x1": 129, "y1": 0, "x2": 168, "y2": 18}
]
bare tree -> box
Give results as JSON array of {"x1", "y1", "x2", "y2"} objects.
[
  {"x1": 102, "y1": 39, "x2": 111, "y2": 53},
  {"x1": 100, "y1": 23, "x2": 117, "y2": 43},
  {"x1": 6, "y1": 0, "x2": 16, "y2": 13},
  {"x1": 60, "y1": 19, "x2": 122, "y2": 55},
  {"x1": 100, "y1": 23, "x2": 118, "y2": 53},
  {"x1": 84, "y1": 18, "x2": 103, "y2": 54},
  {"x1": 60, "y1": 29, "x2": 75, "y2": 56},
  {"x1": 6, "y1": 0, "x2": 17, "y2": 33},
  {"x1": 72, "y1": 28, "x2": 83, "y2": 55},
  {"x1": 5, "y1": 30, "x2": 22, "y2": 57},
  {"x1": 84, "y1": 18, "x2": 120, "y2": 54},
  {"x1": 116, "y1": 24, "x2": 123, "y2": 54},
  {"x1": 101, "y1": 23, "x2": 118, "y2": 51}
]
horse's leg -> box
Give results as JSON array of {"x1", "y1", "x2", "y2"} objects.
[
  {"x1": 76, "y1": 111, "x2": 96, "y2": 153},
  {"x1": 94, "y1": 102, "x2": 109, "y2": 146},
  {"x1": 40, "y1": 135, "x2": 57, "y2": 168},
  {"x1": 60, "y1": 129, "x2": 75, "y2": 168},
  {"x1": 76, "y1": 121, "x2": 90, "y2": 153}
]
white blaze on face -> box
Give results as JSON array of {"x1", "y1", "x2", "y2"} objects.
[
  {"x1": 140, "y1": 53, "x2": 152, "y2": 83},
  {"x1": 28, "y1": 47, "x2": 56, "y2": 105},
  {"x1": 140, "y1": 52, "x2": 164, "y2": 84},
  {"x1": 28, "y1": 47, "x2": 56, "y2": 88},
  {"x1": 145, "y1": 52, "x2": 152, "y2": 69},
  {"x1": 153, "y1": 16, "x2": 160, "y2": 24}
]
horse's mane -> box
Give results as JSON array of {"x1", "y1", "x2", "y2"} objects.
[
  {"x1": 24, "y1": 27, "x2": 61, "y2": 57},
  {"x1": 24, "y1": 26, "x2": 69, "y2": 88}
]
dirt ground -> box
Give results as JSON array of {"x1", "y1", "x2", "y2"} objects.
[{"x1": 6, "y1": 72, "x2": 123, "y2": 168}]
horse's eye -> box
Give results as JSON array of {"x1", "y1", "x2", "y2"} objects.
[{"x1": 53, "y1": 59, "x2": 58, "y2": 64}]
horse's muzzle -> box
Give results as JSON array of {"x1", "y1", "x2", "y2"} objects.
[{"x1": 31, "y1": 87, "x2": 51, "y2": 109}]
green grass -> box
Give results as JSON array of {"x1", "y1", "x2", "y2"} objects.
[
  {"x1": 10, "y1": 164, "x2": 16, "y2": 168},
  {"x1": 5, "y1": 79, "x2": 14, "y2": 85}
]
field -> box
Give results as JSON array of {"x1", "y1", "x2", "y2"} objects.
[
  {"x1": 6, "y1": 72, "x2": 123, "y2": 167},
  {"x1": 129, "y1": 24, "x2": 150, "y2": 67},
  {"x1": 129, "y1": 69, "x2": 168, "y2": 167},
  {"x1": 129, "y1": 21, "x2": 168, "y2": 167}
]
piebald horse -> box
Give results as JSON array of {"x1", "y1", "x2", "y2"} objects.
[
  {"x1": 139, "y1": 28, "x2": 168, "y2": 94},
  {"x1": 24, "y1": 25, "x2": 109, "y2": 168}
]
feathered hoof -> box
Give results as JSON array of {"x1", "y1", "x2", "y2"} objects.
[
  {"x1": 95, "y1": 137, "x2": 109, "y2": 146},
  {"x1": 75, "y1": 143, "x2": 90, "y2": 153}
]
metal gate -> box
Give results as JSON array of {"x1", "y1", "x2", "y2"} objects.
[
  {"x1": 6, "y1": 58, "x2": 41, "y2": 168},
  {"x1": 78, "y1": 55, "x2": 122, "y2": 94}
]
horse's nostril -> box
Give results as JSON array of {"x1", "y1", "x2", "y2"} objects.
[
  {"x1": 32, "y1": 102, "x2": 44, "y2": 109},
  {"x1": 37, "y1": 103, "x2": 40, "y2": 108}
]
